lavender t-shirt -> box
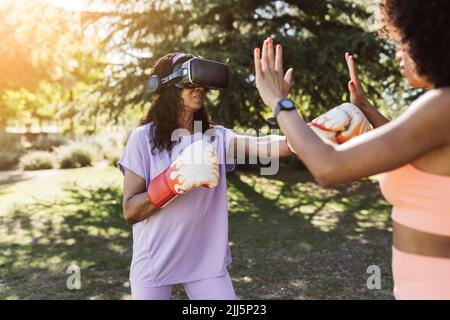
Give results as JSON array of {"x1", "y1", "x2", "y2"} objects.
[{"x1": 118, "y1": 123, "x2": 236, "y2": 287}]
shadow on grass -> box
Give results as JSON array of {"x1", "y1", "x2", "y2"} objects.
[
  {"x1": 226, "y1": 169, "x2": 393, "y2": 299},
  {"x1": 0, "y1": 171, "x2": 34, "y2": 187},
  {"x1": 0, "y1": 182, "x2": 132, "y2": 300},
  {"x1": 0, "y1": 168, "x2": 393, "y2": 300}
]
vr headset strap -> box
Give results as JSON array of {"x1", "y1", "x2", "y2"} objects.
[{"x1": 160, "y1": 69, "x2": 185, "y2": 86}]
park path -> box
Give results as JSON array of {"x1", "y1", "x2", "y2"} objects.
[
  {"x1": 0, "y1": 169, "x2": 58, "y2": 186},
  {"x1": 0, "y1": 161, "x2": 110, "y2": 186},
  {"x1": 0, "y1": 162, "x2": 114, "y2": 215}
]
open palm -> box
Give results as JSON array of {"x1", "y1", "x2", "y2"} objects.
[{"x1": 345, "y1": 52, "x2": 373, "y2": 110}]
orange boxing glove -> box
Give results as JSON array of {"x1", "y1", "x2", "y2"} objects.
[
  {"x1": 147, "y1": 140, "x2": 220, "y2": 208},
  {"x1": 307, "y1": 103, "x2": 371, "y2": 144}
]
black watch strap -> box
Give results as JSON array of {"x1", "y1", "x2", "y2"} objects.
[
  {"x1": 266, "y1": 99, "x2": 295, "y2": 127},
  {"x1": 273, "y1": 98, "x2": 295, "y2": 119},
  {"x1": 273, "y1": 103, "x2": 283, "y2": 119}
]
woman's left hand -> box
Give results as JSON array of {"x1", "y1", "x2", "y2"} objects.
[{"x1": 254, "y1": 38, "x2": 294, "y2": 111}]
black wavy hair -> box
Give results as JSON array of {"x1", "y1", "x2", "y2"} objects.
[
  {"x1": 379, "y1": 0, "x2": 450, "y2": 88},
  {"x1": 140, "y1": 53, "x2": 212, "y2": 153}
]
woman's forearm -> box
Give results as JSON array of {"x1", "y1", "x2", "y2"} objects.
[
  {"x1": 275, "y1": 91, "x2": 448, "y2": 188},
  {"x1": 123, "y1": 192, "x2": 158, "y2": 225},
  {"x1": 253, "y1": 39, "x2": 449, "y2": 189},
  {"x1": 259, "y1": 135, "x2": 292, "y2": 158},
  {"x1": 232, "y1": 134, "x2": 293, "y2": 160},
  {"x1": 360, "y1": 104, "x2": 390, "y2": 128}
]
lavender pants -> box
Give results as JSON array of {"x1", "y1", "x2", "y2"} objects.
[{"x1": 131, "y1": 270, "x2": 236, "y2": 300}]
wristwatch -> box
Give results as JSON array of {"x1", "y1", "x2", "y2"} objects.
[
  {"x1": 273, "y1": 98, "x2": 296, "y2": 118},
  {"x1": 265, "y1": 98, "x2": 296, "y2": 127}
]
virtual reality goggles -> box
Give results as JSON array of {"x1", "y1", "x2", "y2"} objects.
[{"x1": 148, "y1": 54, "x2": 229, "y2": 93}]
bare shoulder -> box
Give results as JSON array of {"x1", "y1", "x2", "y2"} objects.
[
  {"x1": 406, "y1": 88, "x2": 450, "y2": 129},
  {"x1": 410, "y1": 88, "x2": 450, "y2": 174},
  {"x1": 435, "y1": 86, "x2": 450, "y2": 98},
  {"x1": 413, "y1": 87, "x2": 450, "y2": 111},
  {"x1": 436, "y1": 87, "x2": 450, "y2": 113}
]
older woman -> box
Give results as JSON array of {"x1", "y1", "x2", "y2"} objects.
[
  {"x1": 117, "y1": 52, "x2": 299, "y2": 300},
  {"x1": 254, "y1": 0, "x2": 450, "y2": 299}
]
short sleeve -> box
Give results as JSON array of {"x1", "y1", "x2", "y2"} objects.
[
  {"x1": 117, "y1": 128, "x2": 146, "y2": 180},
  {"x1": 219, "y1": 126, "x2": 236, "y2": 173}
]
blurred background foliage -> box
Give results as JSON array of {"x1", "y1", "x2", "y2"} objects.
[
  {"x1": 1, "y1": 0, "x2": 422, "y2": 134},
  {"x1": 0, "y1": 1, "x2": 410, "y2": 299}
]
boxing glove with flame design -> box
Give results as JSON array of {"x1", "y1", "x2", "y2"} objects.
[
  {"x1": 286, "y1": 103, "x2": 372, "y2": 153},
  {"x1": 147, "y1": 140, "x2": 220, "y2": 208},
  {"x1": 308, "y1": 103, "x2": 372, "y2": 144}
]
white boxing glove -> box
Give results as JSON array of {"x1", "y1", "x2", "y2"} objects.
[
  {"x1": 286, "y1": 103, "x2": 372, "y2": 153},
  {"x1": 308, "y1": 103, "x2": 372, "y2": 144},
  {"x1": 147, "y1": 140, "x2": 219, "y2": 208}
]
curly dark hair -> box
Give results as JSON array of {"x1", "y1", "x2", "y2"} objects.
[
  {"x1": 379, "y1": 0, "x2": 450, "y2": 88},
  {"x1": 140, "y1": 53, "x2": 212, "y2": 153}
]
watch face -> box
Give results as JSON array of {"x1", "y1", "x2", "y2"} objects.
[{"x1": 281, "y1": 99, "x2": 295, "y2": 110}]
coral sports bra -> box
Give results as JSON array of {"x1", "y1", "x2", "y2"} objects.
[{"x1": 379, "y1": 164, "x2": 450, "y2": 236}]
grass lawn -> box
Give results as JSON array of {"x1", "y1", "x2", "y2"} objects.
[{"x1": 0, "y1": 165, "x2": 393, "y2": 299}]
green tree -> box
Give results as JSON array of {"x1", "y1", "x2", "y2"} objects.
[
  {"x1": 0, "y1": 0, "x2": 121, "y2": 133},
  {"x1": 80, "y1": 0, "x2": 413, "y2": 129},
  {"x1": 0, "y1": 0, "x2": 86, "y2": 132}
]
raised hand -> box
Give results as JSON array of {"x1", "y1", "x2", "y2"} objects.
[
  {"x1": 254, "y1": 38, "x2": 294, "y2": 110},
  {"x1": 345, "y1": 52, "x2": 390, "y2": 128},
  {"x1": 345, "y1": 52, "x2": 373, "y2": 110}
]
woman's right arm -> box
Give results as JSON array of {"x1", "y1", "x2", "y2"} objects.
[
  {"x1": 345, "y1": 52, "x2": 390, "y2": 128},
  {"x1": 122, "y1": 169, "x2": 158, "y2": 225},
  {"x1": 254, "y1": 41, "x2": 450, "y2": 188}
]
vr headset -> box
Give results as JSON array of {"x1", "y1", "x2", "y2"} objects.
[{"x1": 148, "y1": 54, "x2": 229, "y2": 93}]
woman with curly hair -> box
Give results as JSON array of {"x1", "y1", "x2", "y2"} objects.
[
  {"x1": 117, "y1": 52, "x2": 302, "y2": 300},
  {"x1": 254, "y1": 0, "x2": 450, "y2": 299}
]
